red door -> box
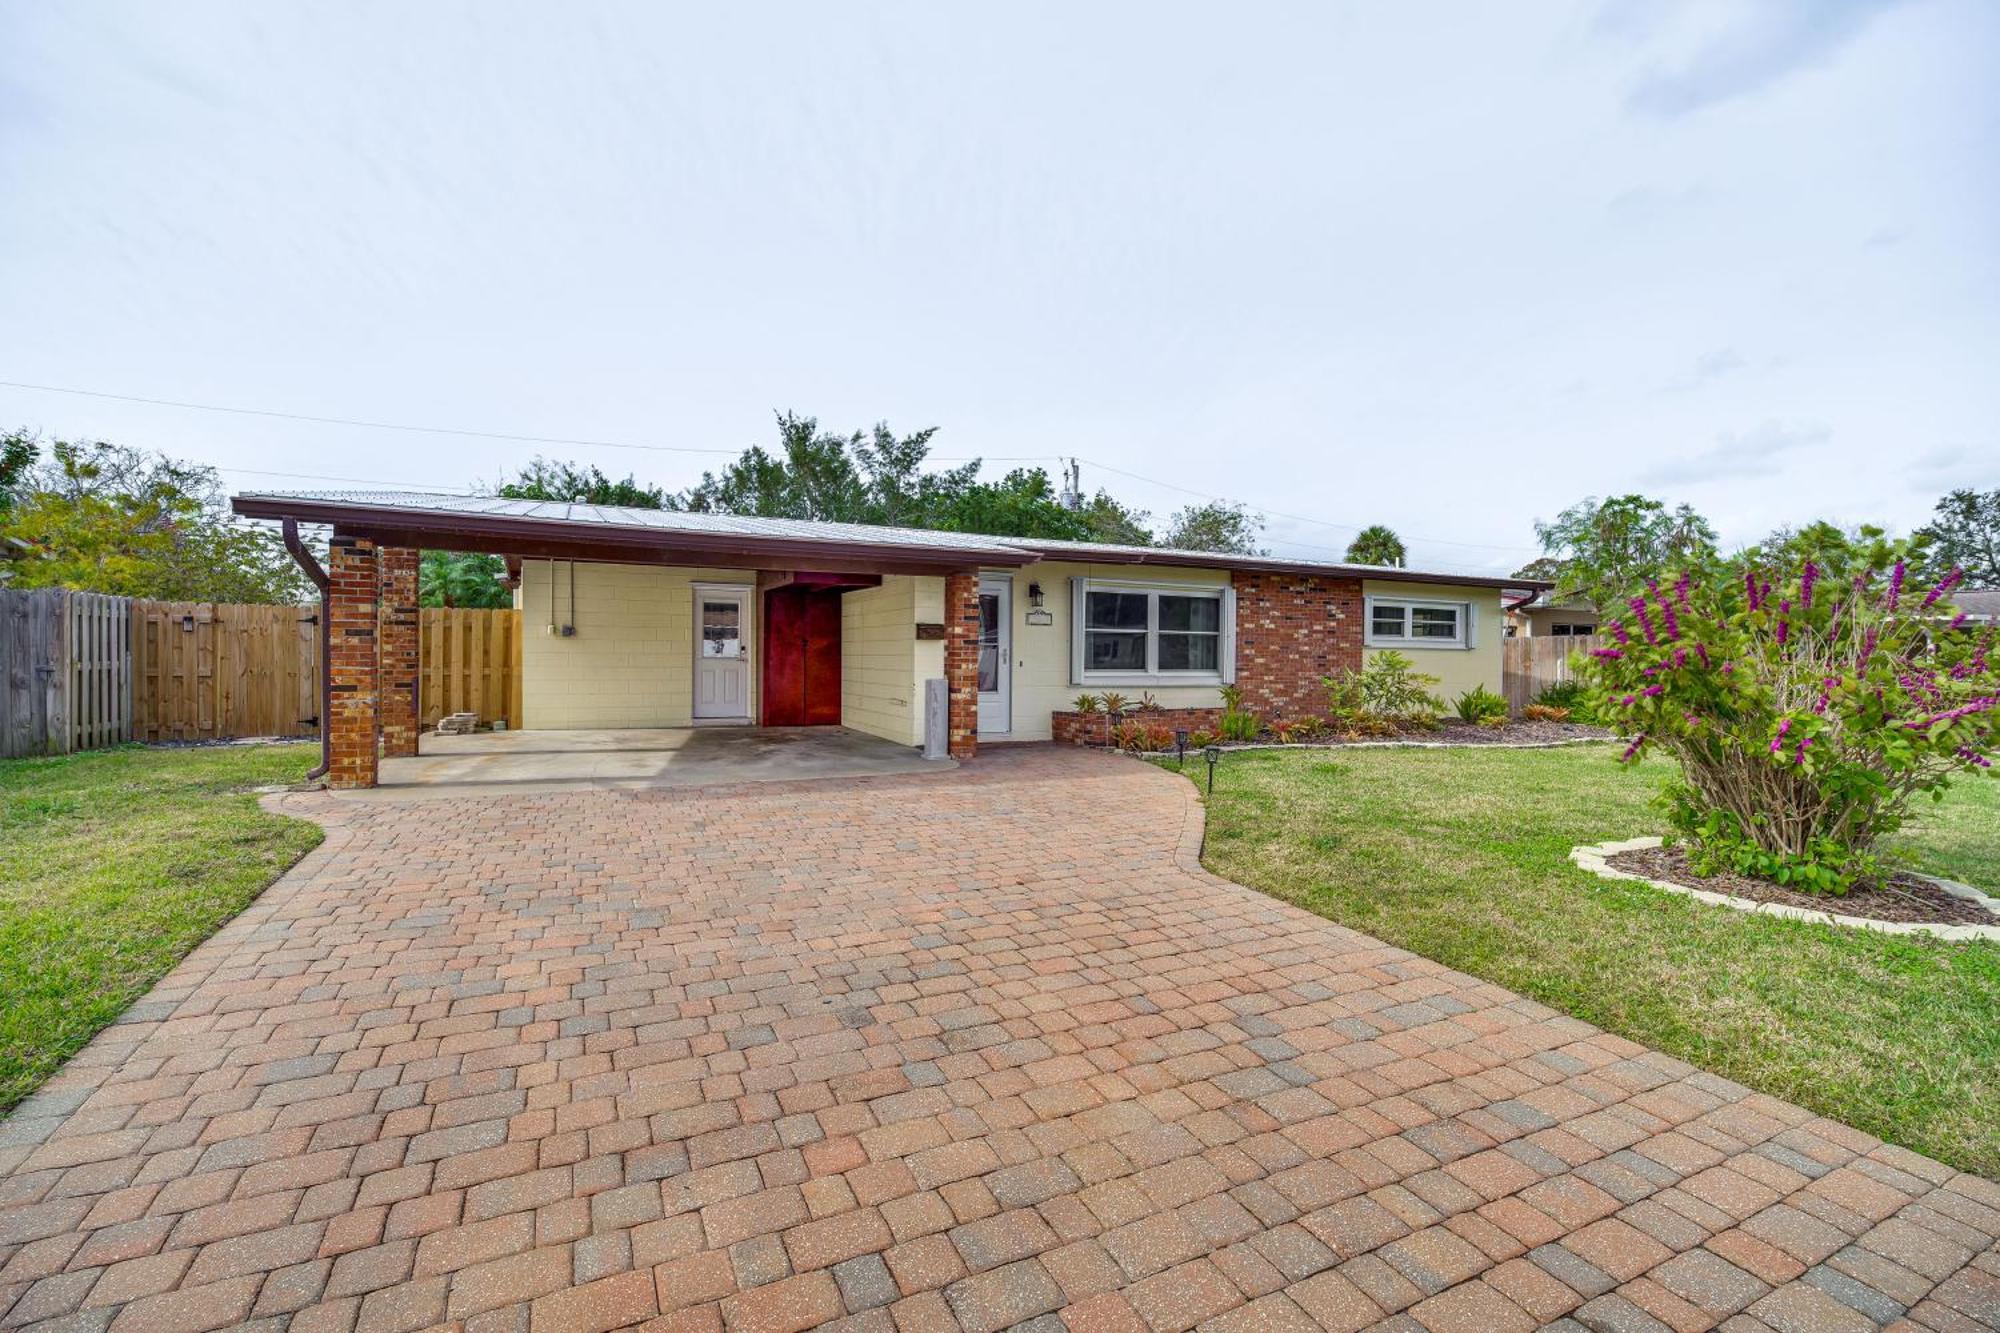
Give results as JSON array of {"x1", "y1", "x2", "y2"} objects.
[{"x1": 762, "y1": 587, "x2": 842, "y2": 725}]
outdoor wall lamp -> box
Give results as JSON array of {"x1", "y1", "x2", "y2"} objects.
[{"x1": 1027, "y1": 582, "x2": 1044, "y2": 608}]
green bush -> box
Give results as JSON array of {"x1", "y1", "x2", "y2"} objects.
[
  {"x1": 1532, "y1": 679, "x2": 1596, "y2": 723},
  {"x1": 1582, "y1": 548, "x2": 1998, "y2": 892},
  {"x1": 1453, "y1": 685, "x2": 1509, "y2": 725},
  {"x1": 1218, "y1": 684, "x2": 1261, "y2": 741},
  {"x1": 1324, "y1": 650, "x2": 1445, "y2": 727}
]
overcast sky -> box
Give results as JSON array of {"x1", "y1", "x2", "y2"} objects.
[{"x1": 2, "y1": 1, "x2": 1994, "y2": 574}]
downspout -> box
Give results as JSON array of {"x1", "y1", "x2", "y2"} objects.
[{"x1": 282, "y1": 519, "x2": 332, "y2": 782}]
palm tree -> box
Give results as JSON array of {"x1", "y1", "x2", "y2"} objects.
[{"x1": 1345, "y1": 524, "x2": 1407, "y2": 567}]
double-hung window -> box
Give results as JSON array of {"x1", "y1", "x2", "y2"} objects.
[
  {"x1": 1365, "y1": 596, "x2": 1472, "y2": 649},
  {"x1": 1074, "y1": 581, "x2": 1231, "y2": 684}
]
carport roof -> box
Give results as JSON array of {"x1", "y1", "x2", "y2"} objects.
[{"x1": 232, "y1": 489, "x2": 1546, "y2": 589}]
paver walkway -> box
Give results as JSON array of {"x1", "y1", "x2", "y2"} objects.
[{"x1": 2, "y1": 747, "x2": 1996, "y2": 1333}]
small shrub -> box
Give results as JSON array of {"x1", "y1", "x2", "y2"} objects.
[
  {"x1": 1071, "y1": 693, "x2": 1102, "y2": 713},
  {"x1": 1275, "y1": 717, "x2": 1331, "y2": 744},
  {"x1": 1533, "y1": 679, "x2": 1596, "y2": 724},
  {"x1": 1581, "y1": 548, "x2": 1998, "y2": 892},
  {"x1": 1452, "y1": 685, "x2": 1509, "y2": 724},
  {"x1": 1521, "y1": 703, "x2": 1571, "y2": 723},
  {"x1": 1098, "y1": 691, "x2": 1129, "y2": 717},
  {"x1": 1135, "y1": 692, "x2": 1162, "y2": 712},
  {"x1": 1188, "y1": 729, "x2": 1220, "y2": 748},
  {"x1": 1219, "y1": 708, "x2": 1260, "y2": 742},
  {"x1": 1324, "y1": 651, "x2": 1445, "y2": 729},
  {"x1": 1112, "y1": 721, "x2": 1173, "y2": 753}
]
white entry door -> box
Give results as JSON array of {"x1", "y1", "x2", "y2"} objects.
[
  {"x1": 693, "y1": 587, "x2": 751, "y2": 719},
  {"x1": 977, "y1": 575, "x2": 1011, "y2": 735}
]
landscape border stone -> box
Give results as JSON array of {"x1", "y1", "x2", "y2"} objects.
[{"x1": 1570, "y1": 835, "x2": 2000, "y2": 942}]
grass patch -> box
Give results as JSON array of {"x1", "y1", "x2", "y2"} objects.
[
  {"x1": 1886, "y1": 774, "x2": 2000, "y2": 892},
  {"x1": 1178, "y1": 744, "x2": 2000, "y2": 1176},
  {"x1": 0, "y1": 743, "x2": 321, "y2": 1113}
]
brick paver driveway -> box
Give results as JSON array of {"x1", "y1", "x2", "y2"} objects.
[{"x1": 3, "y1": 748, "x2": 1997, "y2": 1333}]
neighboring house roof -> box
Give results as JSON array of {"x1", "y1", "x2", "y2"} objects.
[
  {"x1": 232, "y1": 490, "x2": 1548, "y2": 591},
  {"x1": 1952, "y1": 589, "x2": 2000, "y2": 621},
  {"x1": 1501, "y1": 590, "x2": 1596, "y2": 614}
]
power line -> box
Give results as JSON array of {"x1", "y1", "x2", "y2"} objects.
[
  {"x1": 215, "y1": 465, "x2": 480, "y2": 492},
  {"x1": 4, "y1": 377, "x2": 1536, "y2": 560},
  {"x1": 0, "y1": 378, "x2": 1054, "y2": 463}
]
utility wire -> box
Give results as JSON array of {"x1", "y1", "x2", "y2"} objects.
[
  {"x1": 6, "y1": 377, "x2": 1536, "y2": 559},
  {"x1": 0, "y1": 378, "x2": 1053, "y2": 462}
]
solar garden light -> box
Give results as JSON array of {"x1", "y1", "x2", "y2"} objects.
[
  {"x1": 1203, "y1": 744, "x2": 1222, "y2": 794},
  {"x1": 1174, "y1": 728, "x2": 1191, "y2": 768}
]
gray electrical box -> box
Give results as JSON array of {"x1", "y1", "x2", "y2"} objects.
[{"x1": 922, "y1": 678, "x2": 949, "y2": 760}]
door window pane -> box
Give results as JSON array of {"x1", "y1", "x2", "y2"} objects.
[
  {"x1": 978, "y1": 593, "x2": 1001, "y2": 692},
  {"x1": 701, "y1": 600, "x2": 741, "y2": 657}
]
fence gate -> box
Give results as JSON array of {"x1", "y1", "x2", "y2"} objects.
[{"x1": 131, "y1": 601, "x2": 320, "y2": 743}]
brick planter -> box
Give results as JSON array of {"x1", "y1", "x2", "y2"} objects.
[{"x1": 1051, "y1": 706, "x2": 1224, "y2": 747}]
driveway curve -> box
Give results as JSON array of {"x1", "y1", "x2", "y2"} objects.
[{"x1": 1, "y1": 746, "x2": 1995, "y2": 1333}]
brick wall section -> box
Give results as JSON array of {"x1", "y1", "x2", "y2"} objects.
[
  {"x1": 944, "y1": 571, "x2": 979, "y2": 759},
  {"x1": 327, "y1": 537, "x2": 380, "y2": 789},
  {"x1": 1230, "y1": 570, "x2": 1362, "y2": 721},
  {"x1": 377, "y1": 546, "x2": 419, "y2": 758},
  {"x1": 1050, "y1": 707, "x2": 1224, "y2": 746}
]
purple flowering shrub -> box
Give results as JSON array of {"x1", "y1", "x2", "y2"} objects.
[{"x1": 1582, "y1": 548, "x2": 1997, "y2": 893}]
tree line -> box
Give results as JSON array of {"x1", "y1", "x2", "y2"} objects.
[{"x1": 2, "y1": 419, "x2": 1993, "y2": 612}]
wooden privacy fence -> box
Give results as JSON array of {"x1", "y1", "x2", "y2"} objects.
[
  {"x1": 132, "y1": 601, "x2": 321, "y2": 743},
  {"x1": 2, "y1": 590, "x2": 133, "y2": 758},
  {"x1": 421, "y1": 608, "x2": 521, "y2": 729},
  {"x1": 0, "y1": 589, "x2": 521, "y2": 756},
  {"x1": 1503, "y1": 632, "x2": 1608, "y2": 712}
]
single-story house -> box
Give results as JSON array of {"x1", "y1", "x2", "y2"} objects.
[{"x1": 233, "y1": 491, "x2": 1546, "y2": 788}]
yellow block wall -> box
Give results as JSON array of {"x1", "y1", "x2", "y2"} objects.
[
  {"x1": 518, "y1": 561, "x2": 758, "y2": 729},
  {"x1": 839, "y1": 575, "x2": 944, "y2": 747},
  {"x1": 994, "y1": 560, "x2": 1233, "y2": 742},
  {"x1": 1361, "y1": 580, "x2": 1505, "y2": 703}
]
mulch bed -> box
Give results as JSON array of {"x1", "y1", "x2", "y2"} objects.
[
  {"x1": 1607, "y1": 843, "x2": 1997, "y2": 927},
  {"x1": 1400, "y1": 720, "x2": 1611, "y2": 745}
]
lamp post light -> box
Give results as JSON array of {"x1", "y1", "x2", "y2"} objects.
[
  {"x1": 1203, "y1": 745, "x2": 1222, "y2": 794},
  {"x1": 1174, "y1": 728, "x2": 1190, "y2": 769}
]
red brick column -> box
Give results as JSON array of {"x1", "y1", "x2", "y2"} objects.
[
  {"x1": 1230, "y1": 571, "x2": 1363, "y2": 721},
  {"x1": 327, "y1": 537, "x2": 380, "y2": 789},
  {"x1": 378, "y1": 546, "x2": 419, "y2": 758},
  {"x1": 944, "y1": 571, "x2": 979, "y2": 759}
]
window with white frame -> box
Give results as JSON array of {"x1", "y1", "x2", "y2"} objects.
[
  {"x1": 1074, "y1": 581, "x2": 1230, "y2": 683},
  {"x1": 1365, "y1": 596, "x2": 1472, "y2": 649}
]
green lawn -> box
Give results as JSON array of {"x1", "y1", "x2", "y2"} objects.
[
  {"x1": 1179, "y1": 744, "x2": 2000, "y2": 1177},
  {"x1": 0, "y1": 743, "x2": 321, "y2": 1114}
]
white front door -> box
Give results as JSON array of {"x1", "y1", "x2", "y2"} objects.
[
  {"x1": 977, "y1": 576, "x2": 1011, "y2": 735},
  {"x1": 693, "y1": 587, "x2": 751, "y2": 719}
]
